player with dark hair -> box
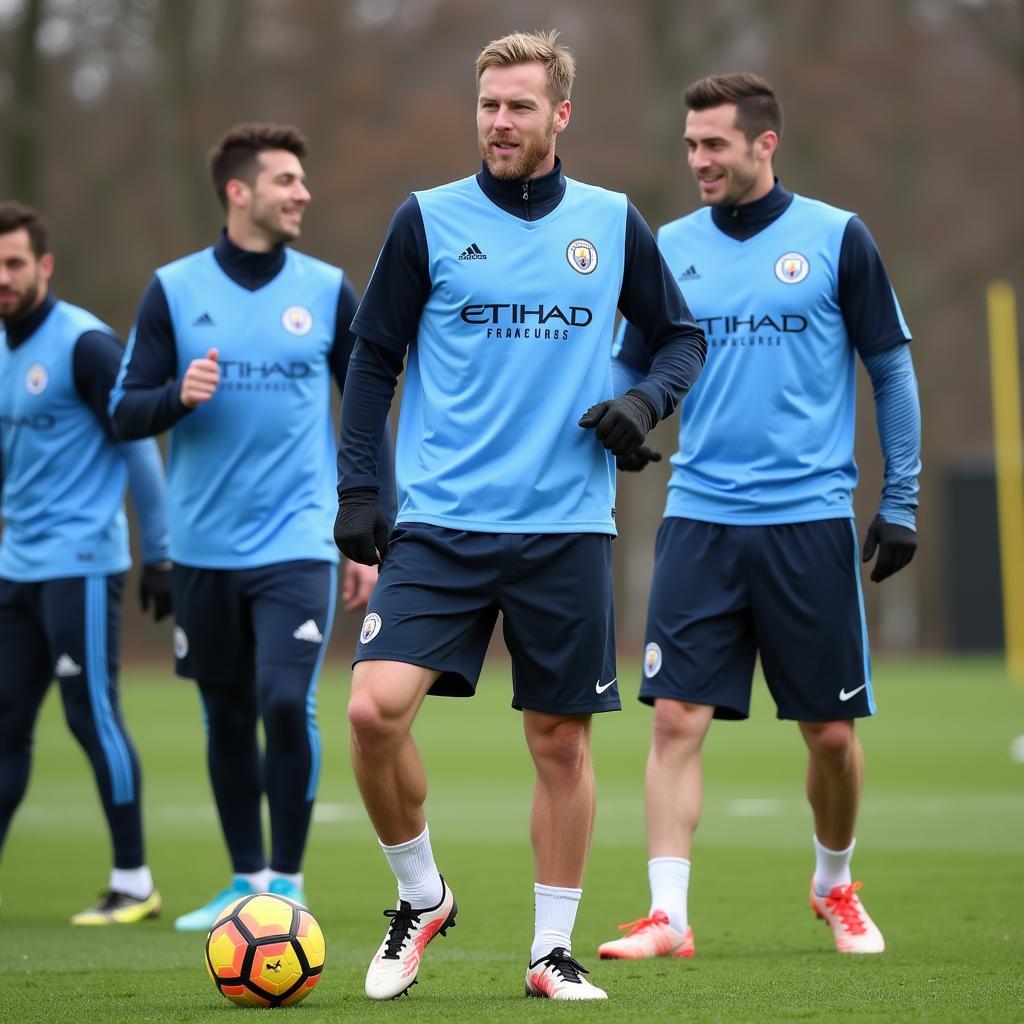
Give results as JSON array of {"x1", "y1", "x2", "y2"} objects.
[
  {"x1": 597, "y1": 72, "x2": 920, "y2": 962},
  {"x1": 334, "y1": 31, "x2": 706, "y2": 1001},
  {"x1": 110, "y1": 123, "x2": 395, "y2": 931},
  {"x1": 0, "y1": 199, "x2": 171, "y2": 923}
]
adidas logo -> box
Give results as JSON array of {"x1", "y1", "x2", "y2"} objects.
[
  {"x1": 193, "y1": 312, "x2": 215, "y2": 327},
  {"x1": 292, "y1": 620, "x2": 323, "y2": 644},
  {"x1": 458, "y1": 243, "x2": 487, "y2": 261},
  {"x1": 55, "y1": 654, "x2": 82, "y2": 677},
  {"x1": 680, "y1": 265, "x2": 700, "y2": 280}
]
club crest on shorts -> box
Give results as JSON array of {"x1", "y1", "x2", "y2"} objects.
[
  {"x1": 360, "y1": 612, "x2": 382, "y2": 644},
  {"x1": 566, "y1": 238, "x2": 598, "y2": 275},
  {"x1": 644, "y1": 642, "x2": 663, "y2": 678},
  {"x1": 25, "y1": 363, "x2": 48, "y2": 395},
  {"x1": 774, "y1": 251, "x2": 810, "y2": 284},
  {"x1": 281, "y1": 305, "x2": 313, "y2": 335},
  {"x1": 173, "y1": 626, "x2": 189, "y2": 660}
]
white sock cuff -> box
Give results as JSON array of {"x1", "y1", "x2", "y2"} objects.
[
  {"x1": 534, "y1": 883, "x2": 582, "y2": 901},
  {"x1": 379, "y1": 824, "x2": 430, "y2": 854},
  {"x1": 269, "y1": 870, "x2": 303, "y2": 886},
  {"x1": 813, "y1": 835, "x2": 856, "y2": 857},
  {"x1": 648, "y1": 856, "x2": 691, "y2": 869}
]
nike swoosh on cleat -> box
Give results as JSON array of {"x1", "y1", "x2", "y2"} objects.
[
  {"x1": 595, "y1": 677, "x2": 617, "y2": 694},
  {"x1": 838, "y1": 683, "x2": 867, "y2": 701}
]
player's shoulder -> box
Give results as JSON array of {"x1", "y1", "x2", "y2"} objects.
[
  {"x1": 414, "y1": 175, "x2": 478, "y2": 203},
  {"x1": 564, "y1": 176, "x2": 627, "y2": 204},
  {"x1": 285, "y1": 247, "x2": 345, "y2": 287},
  {"x1": 51, "y1": 298, "x2": 114, "y2": 338},
  {"x1": 154, "y1": 246, "x2": 215, "y2": 284},
  {"x1": 788, "y1": 192, "x2": 856, "y2": 229},
  {"x1": 657, "y1": 206, "x2": 714, "y2": 242}
]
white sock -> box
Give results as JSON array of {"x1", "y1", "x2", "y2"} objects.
[
  {"x1": 531, "y1": 883, "x2": 582, "y2": 964},
  {"x1": 812, "y1": 835, "x2": 855, "y2": 896},
  {"x1": 237, "y1": 869, "x2": 270, "y2": 892},
  {"x1": 268, "y1": 870, "x2": 303, "y2": 890},
  {"x1": 648, "y1": 856, "x2": 690, "y2": 933},
  {"x1": 380, "y1": 824, "x2": 443, "y2": 908},
  {"x1": 109, "y1": 866, "x2": 153, "y2": 900}
]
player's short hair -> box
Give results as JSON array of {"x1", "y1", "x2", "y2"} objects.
[
  {"x1": 683, "y1": 73, "x2": 783, "y2": 142},
  {"x1": 0, "y1": 200, "x2": 48, "y2": 257},
  {"x1": 475, "y1": 30, "x2": 576, "y2": 104},
  {"x1": 208, "y1": 123, "x2": 309, "y2": 209}
]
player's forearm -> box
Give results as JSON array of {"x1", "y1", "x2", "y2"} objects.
[
  {"x1": 612, "y1": 356, "x2": 644, "y2": 398},
  {"x1": 337, "y1": 338, "x2": 404, "y2": 493},
  {"x1": 110, "y1": 381, "x2": 191, "y2": 440},
  {"x1": 634, "y1": 332, "x2": 707, "y2": 420},
  {"x1": 864, "y1": 345, "x2": 921, "y2": 529},
  {"x1": 121, "y1": 438, "x2": 170, "y2": 563}
]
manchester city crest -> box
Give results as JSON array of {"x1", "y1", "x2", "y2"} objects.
[
  {"x1": 360, "y1": 612, "x2": 382, "y2": 644},
  {"x1": 281, "y1": 305, "x2": 314, "y2": 335},
  {"x1": 774, "y1": 251, "x2": 810, "y2": 284},
  {"x1": 566, "y1": 238, "x2": 598, "y2": 275},
  {"x1": 25, "y1": 363, "x2": 48, "y2": 395},
  {"x1": 644, "y1": 642, "x2": 663, "y2": 678}
]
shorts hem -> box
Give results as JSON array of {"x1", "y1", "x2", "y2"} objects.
[
  {"x1": 513, "y1": 698, "x2": 621, "y2": 715},
  {"x1": 776, "y1": 707, "x2": 876, "y2": 722},
  {"x1": 638, "y1": 690, "x2": 748, "y2": 720}
]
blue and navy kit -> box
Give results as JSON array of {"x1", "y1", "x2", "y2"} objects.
[
  {"x1": 0, "y1": 294, "x2": 169, "y2": 870},
  {"x1": 340, "y1": 160, "x2": 706, "y2": 711},
  {"x1": 110, "y1": 231, "x2": 395, "y2": 567},
  {"x1": 618, "y1": 184, "x2": 921, "y2": 721},
  {"x1": 338, "y1": 159, "x2": 706, "y2": 532}
]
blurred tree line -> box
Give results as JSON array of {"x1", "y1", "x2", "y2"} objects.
[{"x1": 1, "y1": 0, "x2": 1022, "y2": 653}]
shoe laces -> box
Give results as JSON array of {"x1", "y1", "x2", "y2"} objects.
[
  {"x1": 824, "y1": 882, "x2": 868, "y2": 935},
  {"x1": 381, "y1": 902, "x2": 420, "y2": 959},
  {"x1": 617, "y1": 910, "x2": 670, "y2": 937},
  {"x1": 92, "y1": 890, "x2": 123, "y2": 912},
  {"x1": 532, "y1": 947, "x2": 589, "y2": 984}
]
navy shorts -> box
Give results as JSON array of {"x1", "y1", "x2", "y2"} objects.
[
  {"x1": 639, "y1": 517, "x2": 873, "y2": 722},
  {"x1": 172, "y1": 560, "x2": 336, "y2": 685},
  {"x1": 353, "y1": 524, "x2": 619, "y2": 715}
]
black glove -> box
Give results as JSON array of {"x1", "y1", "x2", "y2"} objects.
[
  {"x1": 334, "y1": 487, "x2": 390, "y2": 566},
  {"x1": 140, "y1": 562, "x2": 173, "y2": 621},
  {"x1": 861, "y1": 514, "x2": 917, "y2": 583},
  {"x1": 578, "y1": 390, "x2": 657, "y2": 456},
  {"x1": 616, "y1": 446, "x2": 663, "y2": 473}
]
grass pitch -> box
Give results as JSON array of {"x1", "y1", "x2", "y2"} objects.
[{"x1": 0, "y1": 655, "x2": 1021, "y2": 1022}]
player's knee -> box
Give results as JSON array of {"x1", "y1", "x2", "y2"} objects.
[
  {"x1": 651, "y1": 699, "x2": 709, "y2": 751},
  {"x1": 347, "y1": 691, "x2": 404, "y2": 752},
  {"x1": 804, "y1": 720, "x2": 856, "y2": 769},
  {"x1": 529, "y1": 717, "x2": 590, "y2": 775},
  {"x1": 260, "y1": 685, "x2": 307, "y2": 740}
]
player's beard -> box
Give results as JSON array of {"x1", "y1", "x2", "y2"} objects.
[
  {"x1": 249, "y1": 198, "x2": 302, "y2": 246},
  {"x1": 700, "y1": 147, "x2": 761, "y2": 207},
  {"x1": 479, "y1": 125, "x2": 555, "y2": 181},
  {"x1": 0, "y1": 278, "x2": 40, "y2": 322}
]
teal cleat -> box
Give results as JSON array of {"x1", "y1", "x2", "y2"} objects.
[
  {"x1": 174, "y1": 876, "x2": 257, "y2": 932},
  {"x1": 267, "y1": 876, "x2": 306, "y2": 907}
]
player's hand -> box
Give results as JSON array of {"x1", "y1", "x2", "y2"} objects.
[
  {"x1": 616, "y1": 446, "x2": 663, "y2": 473},
  {"x1": 140, "y1": 561, "x2": 173, "y2": 621},
  {"x1": 180, "y1": 348, "x2": 220, "y2": 408},
  {"x1": 579, "y1": 390, "x2": 657, "y2": 456},
  {"x1": 342, "y1": 560, "x2": 379, "y2": 612},
  {"x1": 334, "y1": 488, "x2": 390, "y2": 566},
  {"x1": 861, "y1": 514, "x2": 917, "y2": 583}
]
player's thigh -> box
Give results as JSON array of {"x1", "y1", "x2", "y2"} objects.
[
  {"x1": 248, "y1": 560, "x2": 336, "y2": 676},
  {"x1": 748, "y1": 519, "x2": 872, "y2": 721},
  {"x1": 0, "y1": 579, "x2": 52, "y2": 733},
  {"x1": 499, "y1": 532, "x2": 618, "y2": 715},
  {"x1": 353, "y1": 524, "x2": 500, "y2": 699},
  {"x1": 172, "y1": 565, "x2": 254, "y2": 684},
  {"x1": 639, "y1": 517, "x2": 757, "y2": 720}
]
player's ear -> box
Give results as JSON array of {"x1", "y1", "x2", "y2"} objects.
[
  {"x1": 553, "y1": 99, "x2": 571, "y2": 135},
  {"x1": 756, "y1": 130, "x2": 778, "y2": 161},
  {"x1": 225, "y1": 178, "x2": 250, "y2": 209},
  {"x1": 38, "y1": 252, "x2": 55, "y2": 283}
]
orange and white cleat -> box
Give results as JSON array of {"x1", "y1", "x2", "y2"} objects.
[
  {"x1": 597, "y1": 910, "x2": 695, "y2": 960},
  {"x1": 810, "y1": 881, "x2": 885, "y2": 954},
  {"x1": 525, "y1": 947, "x2": 607, "y2": 1000},
  {"x1": 364, "y1": 878, "x2": 457, "y2": 999}
]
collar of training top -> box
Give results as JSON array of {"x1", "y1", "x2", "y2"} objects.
[
  {"x1": 213, "y1": 228, "x2": 287, "y2": 291},
  {"x1": 3, "y1": 291, "x2": 56, "y2": 349},
  {"x1": 475, "y1": 157, "x2": 566, "y2": 219},
  {"x1": 711, "y1": 179, "x2": 795, "y2": 241}
]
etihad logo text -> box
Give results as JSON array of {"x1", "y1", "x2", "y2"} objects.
[
  {"x1": 0, "y1": 412, "x2": 55, "y2": 430},
  {"x1": 700, "y1": 312, "x2": 808, "y2": 350},
  {"x1": 461, "y1": 302, "x2": 594, "y2": 341},
  {"x1": 219, "y1": 360, "x2": 313, "y2": 380}
]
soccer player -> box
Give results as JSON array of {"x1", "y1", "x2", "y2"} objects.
[
  {"x1": 333, "y1": 31, "x2": 706, "y2": 1001},
  {"x1": 110, "y1": 123, "x2": 394, "y2": 931},
  {"x1": 596, "y1": 73, "x2": 921, "y2": 962},
  {"x1": 0, "y1": 200, "x2": 171, "y2": 924}
]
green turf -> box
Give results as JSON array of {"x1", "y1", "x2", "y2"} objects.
[{"x1": 0, "y1": 656, "x2": 1021, "y2": 1022}]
